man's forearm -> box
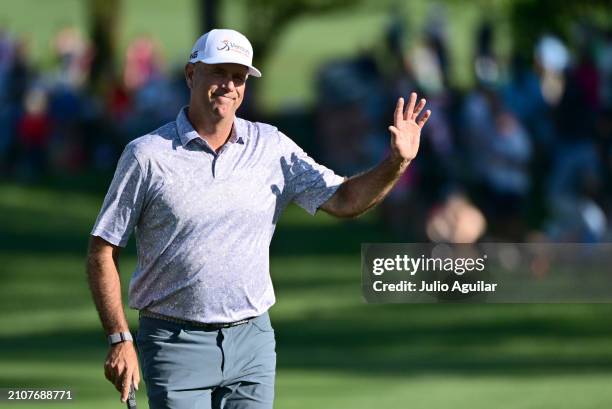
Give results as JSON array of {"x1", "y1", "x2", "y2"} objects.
[
  {"x1": 323, "y1": 155, "x2": 410, "y2": 218},
  {"x1": 86, "y1": 240, "x2": 130, "y2": 335}
]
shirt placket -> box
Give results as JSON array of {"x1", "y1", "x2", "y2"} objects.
[
  {"x1": 193, "y1": 138, "x2": 232, "y2": 179},
  {"x1": 212, "y1": 143, "x2": 236, "y2": 179}
]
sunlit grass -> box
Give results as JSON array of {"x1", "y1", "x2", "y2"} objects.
[{"x1": 1, "y1": 181, "x2": 612, "y2": 408}]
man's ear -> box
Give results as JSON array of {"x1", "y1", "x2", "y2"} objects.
[{"x1": 185, "y1": 63, "x2": 194, "y2": 89}]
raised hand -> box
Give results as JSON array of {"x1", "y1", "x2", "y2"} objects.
[{"x1": 388, "y1": 92, "x2": 431, "y2": 162}]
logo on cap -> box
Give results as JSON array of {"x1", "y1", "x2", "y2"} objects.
[
  {"x1": 217, "y1": 40, "x2": 231, "y2": 52},
  {"x1": 190, "y1": 51, "x2": 198, "y2": 59},
  {"x1": 216, "y1": 39, "x2": 251, "y2": 58}
]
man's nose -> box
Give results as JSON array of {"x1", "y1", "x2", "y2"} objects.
[{"x1": 220, "y1": 76, "x2": 237, "y2": 91}]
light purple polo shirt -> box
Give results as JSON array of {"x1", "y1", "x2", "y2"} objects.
[{"x1": 91, "y1": 107, "x2": 344, "y2": 323}]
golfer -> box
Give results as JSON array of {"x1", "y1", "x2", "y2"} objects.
[{"x1": 87, "y1": 28, "x2": 430, "y2": 409}]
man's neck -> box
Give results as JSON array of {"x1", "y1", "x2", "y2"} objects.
[{"x1": 187, "y1": 106, "x2": 234, "y2": 152}]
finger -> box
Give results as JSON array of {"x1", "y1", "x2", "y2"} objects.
[
  {"x1": 104, "y1": 364, "x2": 112, "y2": 382},
  {"x1": 394, "y1": 97, "x2": 404, "y2": 126},
  {"x1": 133, "y1": 371, "x2": 140, "y2": 391},
  {"x1": 121, "y1": 370, "x2": 133, "y2": 402},
  {"x1": 412, "y1": 98, "x2": 426, "y2": 120},
  {"x1": 417, "y1": 110, "x2": 432, "y2": 127},
  {"x1": 105, "y1": 361, "x2": 118, "y2": 385},
  {"x1": 112, "y1": 364, "x2": 125, "y2": 392},
  {"x1": 404, "y1": 92, "x2": 417, "y2": 120},
  {"x1": 113, "y1": 370, "x2": 123, "y2": 393}
]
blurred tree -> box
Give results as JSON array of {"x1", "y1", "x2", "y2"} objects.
[
  {"x1": 195, "y1": 0, "x2": 352, "y2": 73},
  {"x1": 194, "y1": 0, "x2": 351, "y2": 115},
  {"x1": 244, "y1": 0, "x2": 352, "y2": 69},
  {"x1": 507, "y1": 0, "x2": 611, "y2": 58},
  {"x1": 88, "y1": 0, "x2": 121, "y2": 93},
  {"x1": 198, "y1": 0, "x2": 219, "y2": 33}
]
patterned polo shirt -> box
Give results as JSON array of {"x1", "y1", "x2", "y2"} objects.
[{"x1": 91, "y1": 107, "x2": 344, "y2": 323}]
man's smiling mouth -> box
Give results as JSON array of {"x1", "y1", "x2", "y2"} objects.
[{"x1": 214, "y1": 94, "x2": 236, "y2": 101}]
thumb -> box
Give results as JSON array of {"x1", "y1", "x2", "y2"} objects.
[
  {"x1": 387, "y1": 125, "x2": 400, "y2": 137},
  {"x1": 388, "y1": 125, "x2": 400, "y2": 143}
]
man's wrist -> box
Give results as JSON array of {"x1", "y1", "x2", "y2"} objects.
[
  {"x1": 387, "y1": 154, "x2": 410, "y2": 172},
  {"x1": 108, "y1": 331, "x2": 133, "y2": 346}
]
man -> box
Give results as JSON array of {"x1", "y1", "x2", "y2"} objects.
[{"x1": 87, "y1": 28, "x2": 430, "y2": 409}]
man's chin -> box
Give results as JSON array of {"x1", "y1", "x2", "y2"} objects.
[{"x1": 211, "y1": 106, "x2": 235, "y2": 119}]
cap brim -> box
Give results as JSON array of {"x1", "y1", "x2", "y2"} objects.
[{"x1": 189, "y1": 56, "x2": 262, "y2": 78}]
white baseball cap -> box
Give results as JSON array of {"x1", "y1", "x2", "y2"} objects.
[{"x1": 188, "y1": 29, "x2": 262, "y2": 78}]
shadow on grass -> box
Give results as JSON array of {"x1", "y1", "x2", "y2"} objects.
[
  {"x1": 273, "y1": 304, "x2": 612, "y2": 375},
  {"x1": 271, "y1": 220, "x2": 388, "y2": 256},
  {"x1": 0, "y1": 220, "x2": 385, "y2": 257},
  {"x1": 1, "y1": 174, "x2": 390, "y2": 257},
  {"x1": 3, "y1": 179, "x2": 612, "y2": 379},
  {"x1": 3, "y1": 303, "x2": 612, "y2": 377}
]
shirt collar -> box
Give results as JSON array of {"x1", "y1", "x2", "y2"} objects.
[{"x1": 176, "y1": 106, "x2": 246, "y2": 148}]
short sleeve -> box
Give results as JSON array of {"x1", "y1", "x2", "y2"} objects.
[
  {"x1": 278, "y1": 131, "x2": 345, "y2": 215},
  {"x1": 90, "y1": 144, "x2": 147, "y2": 247}
]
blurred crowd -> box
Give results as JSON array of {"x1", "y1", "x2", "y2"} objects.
[
  {"x1": 0, "y1": 26, "x2": 188, "y2": 178},
  {"x1": 1, "y1": 13, "x2": 611, "y2": 243},
  {"x1": 314, "y1": 14, "x2": 612, "y2": 243}
]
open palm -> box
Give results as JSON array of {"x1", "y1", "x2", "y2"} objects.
[{"x1": 388, "y1": 92, "x2": 431, "y2": 162}]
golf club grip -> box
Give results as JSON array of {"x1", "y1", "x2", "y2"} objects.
[{"x1": 126, "y1": 385, "x2": 137, "y2": 409}]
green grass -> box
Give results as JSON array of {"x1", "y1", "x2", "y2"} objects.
[
  {"x1": 2, "y1": 179, "x2": 612, "y2": 408},
  {"x1": 2, "y1": 2, "x2": 612, "y2": 407}
]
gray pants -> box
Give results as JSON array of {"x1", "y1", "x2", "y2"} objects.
[{"x1": 136, "y1": 312, "x2": 276, "y2": 409}]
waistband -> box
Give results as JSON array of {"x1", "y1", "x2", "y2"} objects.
[{"x1": 139, "y1": 309, "x2": 252, "y2": 330}]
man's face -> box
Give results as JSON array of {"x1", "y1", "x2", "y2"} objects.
[{"x1": 186, "y1": 62, "x2": 248, "y2": 119}]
